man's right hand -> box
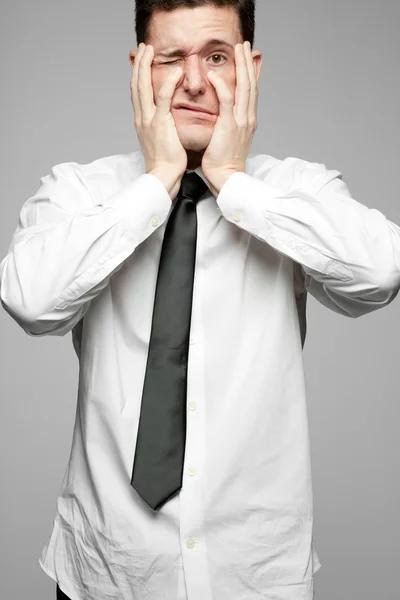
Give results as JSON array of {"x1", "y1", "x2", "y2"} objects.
[{"x1": 131, "y1": 43, "x2": 187, "y2": 200}]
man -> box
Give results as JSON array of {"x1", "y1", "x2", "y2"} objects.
[{"x1": 1, "y1": 1, "x2": 400, "y2": 599}]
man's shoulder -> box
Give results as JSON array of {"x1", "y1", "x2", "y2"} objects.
[
  {"x1": 49, "y1": 150, "x2": 143, "y2": 180},
  {"x1": 40, "y1": 151, "x2": 145, "y2": 204},
  {"x1": 249, "y1": 152, "x2": 342, "y2": 193}
]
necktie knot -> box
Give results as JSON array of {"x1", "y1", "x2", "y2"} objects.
[{"x1": 179, "y1": 171, "x2": 208, "y2": 203}]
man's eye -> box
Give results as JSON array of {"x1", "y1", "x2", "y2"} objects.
[{"x1": 209, "y1": 54, "x2": 226, "y2": 65}]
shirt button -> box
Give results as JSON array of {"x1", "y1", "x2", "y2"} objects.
[
  {"x1": 188, "y1": 401, "x2": 197, "y2": 411},
  {"x1": 233, "y1": 210, "x2": 242, "y2": 222},
  {"x1": 151, "y1": 215, "x2": 159, "y2": 227},
  {"x1": 189, "y1": 335, "x2": 196, "y2": 344},
  {"x1": 188, "y1": 467, "x2": 196, "y2": 476},
  {"x1": 186, "y1": 539, "x2": 196, "y2": 549}
]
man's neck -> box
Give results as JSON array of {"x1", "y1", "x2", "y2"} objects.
[{"x1": 186, "y1": 149, "x2": 205, "y2": 171}]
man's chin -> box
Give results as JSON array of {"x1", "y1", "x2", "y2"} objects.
[{"x1": 178, "y1": 130, "x2": 212, "y2": 153}]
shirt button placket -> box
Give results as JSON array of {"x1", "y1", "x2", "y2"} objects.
[{"x1": 181, "y1": 267, "x2": 212, "y2": 598}]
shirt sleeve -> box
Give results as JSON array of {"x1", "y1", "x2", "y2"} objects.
[
  {"x1": 216, "y1": 164, "x2": 400, "y2": 318},
  {"x1": 0, "y1": 162, "x2": 172, "y2": 336}
]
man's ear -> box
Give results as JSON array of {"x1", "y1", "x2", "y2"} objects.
[
  {"x1": 129, "y1": 50, "x2": 139, "y2": 68},
  {"x1": 251, "y1": 51, "x2": 263, "y2": 83}
]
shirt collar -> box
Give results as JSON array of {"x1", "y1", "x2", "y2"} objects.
[{"x1": 185, "y1": 166, "x2": 211, "y2": 192}]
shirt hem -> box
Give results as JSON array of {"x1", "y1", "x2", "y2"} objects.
[{"x1": 38, "y1": 558, "x2": 83, "y2": 600}]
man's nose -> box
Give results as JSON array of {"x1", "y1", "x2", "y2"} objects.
[{"x1": 182, "y1": 56, "x2": 208, "y2": 94}]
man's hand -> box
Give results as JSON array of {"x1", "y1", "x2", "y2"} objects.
[
  {"x1": 201, "y1": 41, "x2": 259, "y2": 195},
  {"x1": 131, "y1": 43, "x2": 188, "y2": 199}
]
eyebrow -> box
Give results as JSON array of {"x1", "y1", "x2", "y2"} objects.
[{"x1": 156, "y1": 39, "x2": 235, "y2": 58}]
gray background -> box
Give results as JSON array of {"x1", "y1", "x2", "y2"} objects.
[{"x1": 1, "y1": 1, "x2": 399, "y2": 599}]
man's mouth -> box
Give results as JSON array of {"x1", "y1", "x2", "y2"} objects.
[{"x1": 174, "y1": 106, "x2": 217, "y2": 121}]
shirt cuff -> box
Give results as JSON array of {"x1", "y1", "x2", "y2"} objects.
[
  {"x1": 216, "y1": 171, "x2": 280, "y2": 240},
  {"x1": 103, "y1": 173, "x2": 172, "y2": 239}
]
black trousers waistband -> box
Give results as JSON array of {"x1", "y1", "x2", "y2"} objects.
[{"x1": 56, "y1": 584, "x2": 71, "y2": 600}]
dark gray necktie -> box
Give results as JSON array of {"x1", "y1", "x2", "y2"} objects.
[{"x1": 131, "y1": 171, "x2": 208, "y2": 511}]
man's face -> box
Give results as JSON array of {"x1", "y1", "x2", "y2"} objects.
[{"x1": 130, "y1": 5, "x2": 262, "y2": 155}]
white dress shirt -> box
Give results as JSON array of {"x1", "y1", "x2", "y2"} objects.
[{"x1": 1, "y1": 149, "x2": 400, "y2": 600}]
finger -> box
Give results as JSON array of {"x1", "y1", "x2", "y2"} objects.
[
  {"x1": 155, "y1": 67, "x2": 183, "y2": 119},
  {"x1": 234, "y1": 43, "x2": 250, "y2": 122},
  {"x1": 131, "y1": 43, "x2": 146, "y2": 121},
  {"x1": 207, "y1": 70, "x2": 234, "y2": 121},
  {"x1": 138, "y1": 44, "x2": 156, "y2": 123},
  {"x1": 244, "y1": 41, "x2": 258, "y2": 122}
]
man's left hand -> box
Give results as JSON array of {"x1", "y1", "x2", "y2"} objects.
[{"x1": 201, "y1": 41, "x2": 259, "y2": 195}]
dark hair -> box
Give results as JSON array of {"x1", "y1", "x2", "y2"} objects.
[{"x1": 135, "y1": 0, "x2": 256, "y2": 48}]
